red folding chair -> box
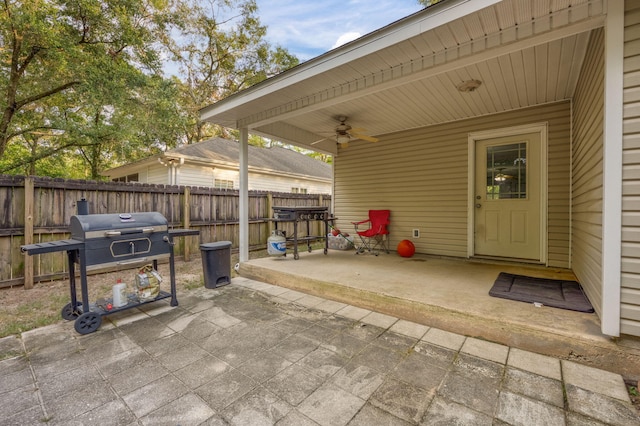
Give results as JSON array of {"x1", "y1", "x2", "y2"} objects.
[{"x1": 351, "y1": 210, "x2": 390, "y2": 255}]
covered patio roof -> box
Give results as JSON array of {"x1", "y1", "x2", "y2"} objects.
[
  {"x1": 199, "y1": 0, "x2": 625, "y2": 338},
  {"x1": 201, "y1": 0, "x2": 606, "y2": 155}
]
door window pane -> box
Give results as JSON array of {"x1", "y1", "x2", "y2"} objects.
[{"x1": 486, "y1": 142, "x2": 527, "y2": 199}]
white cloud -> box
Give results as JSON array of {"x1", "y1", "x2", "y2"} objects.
[
  {"x1": 256, "y1": 0, "x2": 423, "y2": 60},
  {"x1": 332, "y1": 32, "x2": 362, "y2": 49}
]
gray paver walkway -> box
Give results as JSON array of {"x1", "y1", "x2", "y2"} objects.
[{"x1": 1, "y1": 277, "x2": 639, "y2": 425}]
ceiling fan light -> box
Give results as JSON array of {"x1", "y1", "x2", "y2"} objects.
[
  {"x1": 457, "y1": 79, "x2": 482, "y2": 92},
  {"x1": 336, "y1": 134, "x2": 350, "y2": 144}
]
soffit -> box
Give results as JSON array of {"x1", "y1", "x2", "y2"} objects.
[{"x1": 201, "y1": 0, "x2": 605, "y2": 154}]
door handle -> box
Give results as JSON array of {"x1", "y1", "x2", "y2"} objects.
[{"x1": 475, "y1": 203, "x2": 482, "y2": 208}]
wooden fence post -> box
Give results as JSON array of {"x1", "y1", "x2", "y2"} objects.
[
  {"x1": 183, "y1": 186, "x2": 191, "y2": 262},
  {"x1": 24, "y1": 177, "x2": 34, "y2": 289},
  {"x1": 266, "y1": 192, "x2": 273, "y2": 240}
]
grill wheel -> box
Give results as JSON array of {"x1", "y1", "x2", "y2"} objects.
[
  {"x1": 61, "y1": 302, "x2": 83, "y2": 321},
  {"x1": 74, "y1": 312, "x2": 102, "y2": 335}
]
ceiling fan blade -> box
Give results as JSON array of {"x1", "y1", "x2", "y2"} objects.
[
  {"x1": 350, "y1": 133, "x2": 379, "y2": 143},
  {"x1": 311, "y1": 138, "x2": 330, "y2": 145}
]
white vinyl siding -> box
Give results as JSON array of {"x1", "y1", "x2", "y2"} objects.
[
  {"x1": 622, "y1": 1, "x2": 640, "y2": 335},
  {"x1": 572, "y1": 28, "x2": 604, "y2": 319},
  {"x1": 146, "y1": 164, "x2": 170, "y2": 185},
  {"x1": 247, "y1": 172, "x2": 328, "y2": 194},
  {"x1": 178, "y1": 165, "x2": 214, "y2": 187},
  {"x1": 334, "y1": 102, "x2": 571, "y2": 267},
  {"x1": 111, "y1": 164, "x2": 331, "y2": 194}
]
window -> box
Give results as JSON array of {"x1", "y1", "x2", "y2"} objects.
[
  {"x1": 214, "y1": 179, "x2": 234, "y2": 189},
  {"x1": 291, "y1": 187, "x2": 308, "y2": 194},
  {"x1": 486, "y1": 142, "x2": 527, "y2": 199},
  {"x1": 112, "y1": 173, "x2": 139, "y2": 183}
]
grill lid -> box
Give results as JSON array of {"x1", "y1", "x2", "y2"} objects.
[{"x1": 70, "y1": 212, "x2": 168, "y2": 240}]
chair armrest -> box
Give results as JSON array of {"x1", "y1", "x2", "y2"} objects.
[{"x1": 351, "y1": 219, "x2": 371, "y2": 225}]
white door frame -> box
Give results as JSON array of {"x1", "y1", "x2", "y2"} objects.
[{"x1": 467, "y1": 123, "x2": 548, "y2": 264}]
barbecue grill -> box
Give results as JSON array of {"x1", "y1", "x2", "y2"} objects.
[
  {"x1": 272, "y1": 206, "x2": 332, "y2": 259},
  {"x1": 21, "y1": 212, "x2": 198, "y2": 334}
]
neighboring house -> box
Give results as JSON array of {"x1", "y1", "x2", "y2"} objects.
[
  {"x1": 102, "y1": 138, "x2": 332, "y2": 194},
  {"x1": 200, "y1": 0, "x2": 636, "y2": 338}
]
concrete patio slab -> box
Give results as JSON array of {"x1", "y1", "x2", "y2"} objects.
[
  {"x1": 239, "y1": 250, "x2": 640, "y2": 383},
  {"x1": 0, "y1": 277, "x2": 638, "y2": 425}
]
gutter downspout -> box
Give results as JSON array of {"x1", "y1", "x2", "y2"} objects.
[{"x1": 158, "y1": 157, "x2": 184, "y2": 185}]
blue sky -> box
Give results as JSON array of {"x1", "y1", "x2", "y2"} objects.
[{"x1": 255, "y1": 0, "x2": 425, "y2": 61}]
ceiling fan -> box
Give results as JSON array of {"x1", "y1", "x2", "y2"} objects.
[{"x1": 312, "y1": 116, "x2": 379, "y2": 148}]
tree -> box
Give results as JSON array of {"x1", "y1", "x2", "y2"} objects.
[
  {"x1": 161, "y1": 0, "x2": 299, "y2": 144},
  {"x1": 417, "y1": 0, "x2": 445, "y2": 7},
  {"x1": 0, "y1": 0, "x2": 302, "y2": 178},
  {"x1": 0, "y1": 0, "x2": 172, "y2": 176}
]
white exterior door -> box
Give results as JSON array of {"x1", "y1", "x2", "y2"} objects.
[{"x1": 474, "y1": 133, "x2": 541, "y2": 261}]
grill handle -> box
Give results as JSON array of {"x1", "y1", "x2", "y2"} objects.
[
  {"x1": 117, "y1": 258, "x2": 148, "y2": 266},
  {"x1": 104, "y1": 227, "x2": 155, "y2": 237}
]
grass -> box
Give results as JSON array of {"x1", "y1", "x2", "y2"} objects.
[
  {"x1": 0, "y1": 248, "x2": 277, "y2": 339},
  {"x1": 0, "y1": 293, "x2": 69, "y2": 337}
]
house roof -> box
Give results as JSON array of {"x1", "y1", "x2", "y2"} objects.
[
  {"x1": 200, "y1": 0, "x2": 606, "y2": 155},
  {"x1": 169, "y1": 138, "x2": 331, "y2": 179},
  {"x1": 103, "y1": 137, "x2": 332, "y2": 181}
]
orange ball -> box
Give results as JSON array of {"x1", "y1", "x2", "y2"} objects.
[{"x1": 397, "y1": 239, "x2": 415, "y2": 257}]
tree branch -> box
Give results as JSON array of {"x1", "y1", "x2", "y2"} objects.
[
  {"x1": 0, "y1": 139, "x2": 91, "y2": 174},
  {"x1": 6, "y1": 126, "x2": 63, "y2": 140},
  {"x1": 15, "y1": 81, "x2": 81, "y2": 110}
]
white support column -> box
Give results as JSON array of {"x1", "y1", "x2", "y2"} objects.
[
  {"x1": 239, "y1": 127, "x2": 250, "y2": 262},
  {"x1": 601, "y1": 0, "x2": 624, "y2": 337}
]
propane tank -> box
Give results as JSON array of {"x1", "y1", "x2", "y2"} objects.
[{"x1": 267, "y1": 230, "x2": 287, "y2": 256}]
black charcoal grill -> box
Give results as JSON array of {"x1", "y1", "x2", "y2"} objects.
[
  {"x1": 21, "y1": 212, "x2": 198, "y2": 334},
  {"x1": 71, "y1": 212, "x2": 171, "y2": 270}
]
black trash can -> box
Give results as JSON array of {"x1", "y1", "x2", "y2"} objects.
[{"x1": 200, "y1": 241, "x2": 232, "y2": 288}]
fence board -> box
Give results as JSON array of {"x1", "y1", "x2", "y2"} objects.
[{"x1": 0, "y1": 175, "x2": 331, "y2": 288}]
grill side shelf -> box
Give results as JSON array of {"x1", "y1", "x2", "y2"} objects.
[
  {"x1": 21, "y1": 239, "x2": 85, "y2": 255},
  {"x1": 169, "y1": 228, "x2": 200, "y2": 237}
]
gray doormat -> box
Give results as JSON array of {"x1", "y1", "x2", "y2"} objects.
[{"x1": 489, "y1": 272, "x2": 595, "y2": 313}]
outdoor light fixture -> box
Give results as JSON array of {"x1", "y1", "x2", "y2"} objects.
[
  {"x1": 457, "y1": 79, "x2": 482, "y2": 92},
  {"x1": 336, "y1": 134, "x2": 350, "y2": 144}
]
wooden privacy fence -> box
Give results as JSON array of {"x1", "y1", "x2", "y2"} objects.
[{"x1": 0, "y1": 175, "x2": 331, "y2": 289}]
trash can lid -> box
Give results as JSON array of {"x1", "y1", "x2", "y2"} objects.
[{"x1": 200, "y1": 241, "x2": 232, "y2": 250}]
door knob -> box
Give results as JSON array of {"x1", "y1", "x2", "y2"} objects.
[{"x1": 475, "y1": 203, "x2": 482, "y2": 208}]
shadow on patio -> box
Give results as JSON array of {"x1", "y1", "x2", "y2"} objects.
[{"x1": 239, "y1": 249, "x2": 640, "y2": 380}]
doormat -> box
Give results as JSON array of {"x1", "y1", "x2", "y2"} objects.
[{"x1": 489, "y1": 272, "x2": 594, "y2": 313}]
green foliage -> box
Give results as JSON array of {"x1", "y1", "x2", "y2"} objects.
[
  {"x1": 0, "y1": 0, "x2": 303, "y2": 178},
  {"x1": 417, "y1": 0, "x2": 445, "y2": 7},
  {"x1": 164, "y1": 0, "x2": 299, "y2": 143}
]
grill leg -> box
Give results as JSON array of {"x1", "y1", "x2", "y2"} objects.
[
  {"x1": 169, "y1": 242, "x2": 178, "y2": 307},
  {"x1": 67, "y1": 250, "x2": 78, "y2": 309},
  {"x1": 79, "y1": 250, "x2": 90, "y2": 313}
]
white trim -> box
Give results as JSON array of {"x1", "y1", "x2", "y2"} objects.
[
  {"x1": 239, "y1": 128, "x2": 249, "y2": 263},
  {"x1": 468, "y1": 123, "x2": 549, "y2": 263},
  {"x1": 601, "y1": 0, "x2": 624, "y2": 337}
]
